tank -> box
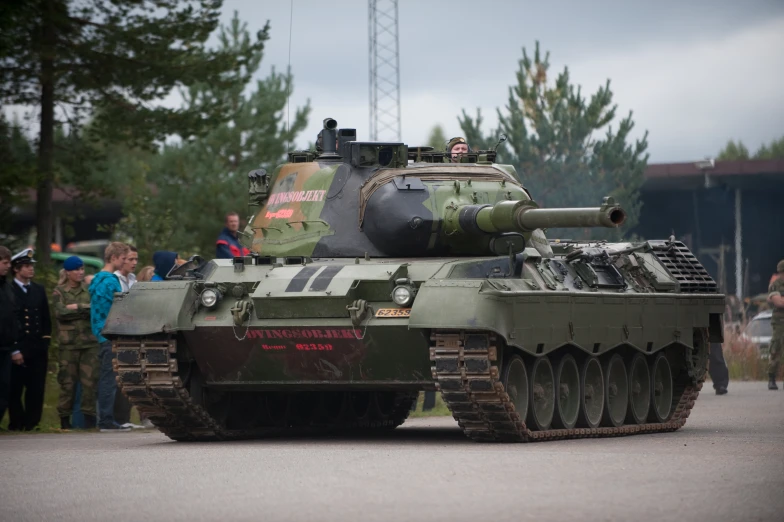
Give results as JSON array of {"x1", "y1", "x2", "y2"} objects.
[{"x1": 104, "y1": 118, "x2": 725, "y2": 442}]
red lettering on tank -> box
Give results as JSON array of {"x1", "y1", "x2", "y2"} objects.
[
  {"x1": 247, "y1": 328, "x2": 365, "y2": 341},
  {"x1": 265, "y1": 209, "x2": 294, "y2": 219}
]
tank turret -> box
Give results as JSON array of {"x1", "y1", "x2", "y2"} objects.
[{"x1": 243, "y1": 118, "x2": 626, "y2": 258}]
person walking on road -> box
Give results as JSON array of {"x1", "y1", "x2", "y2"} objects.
[
  {"x1": 709, "y1": 343, "x2": 729, "y2": 395},
  {"x1": 767, "y1": 259, "x2": 784, "y2": 390}
]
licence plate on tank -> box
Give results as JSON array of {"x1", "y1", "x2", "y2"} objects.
[{"x1": 375, "y1": 308, "x2": 411, "y2": 318}]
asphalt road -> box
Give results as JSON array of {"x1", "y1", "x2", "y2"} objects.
[{"x1": 1, "y1": 381, "x2": 783, "y2": 522}]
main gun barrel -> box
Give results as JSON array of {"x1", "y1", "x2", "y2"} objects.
[{"x1": 454, "y1": 197, "x2": 626, "y2": 236}]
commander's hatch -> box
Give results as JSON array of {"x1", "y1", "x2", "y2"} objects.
[{"x1": 251, "y1": 262, "x2": 409, "y2": 319}]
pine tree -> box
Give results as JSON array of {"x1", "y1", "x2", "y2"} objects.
[
  {"x1": 0, "y1": 0, "x2": 269, "y2": 264},
  {"x1": 717, "y1": 136, "x2": 784, "y2": 160},
  {"x1": 753, "y1": 136, "x2": 784, "y2": 159},
  {"x1": 459, "y1": 42, "x2": 649, "y2": 240},
  {"x1": 716, "y1": 140, "x2": 750, "y2": 160},
  {"x1": 117, "y1": 14, "x2": 311, "y2": 258}
]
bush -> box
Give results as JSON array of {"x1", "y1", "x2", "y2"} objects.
[{"x1": 721, "y1": 324, "x2": 772, "y2": 381}]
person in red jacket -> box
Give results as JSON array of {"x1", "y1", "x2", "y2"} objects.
[{"x1": 216, "y1": 212, "x2": 250, "y2": 259}]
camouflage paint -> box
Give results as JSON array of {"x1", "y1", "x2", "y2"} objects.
[{"x1": 249, "y1": 162, "x2": 338, "y2": 256}]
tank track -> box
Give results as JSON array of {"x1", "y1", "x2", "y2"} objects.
[
  {"x1": 429, "y1": 330, "x2": 703, "y2": 442},
  {"x1": 112, "y1": 336, "x2": 416, "y2": 441}
]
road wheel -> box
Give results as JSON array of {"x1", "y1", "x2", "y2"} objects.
[
  {"x1": 501, "y1": 354, "x2": 529, "y2": 423},
  {"x1": 649, "y1": 353, "x2": 673, "y2": 422},
  {"x1": 528, "y1": 357, "x2": 555, "y2": 431},
  {"x1": 602, "y1": 354, "x2": 628, "y2": 427},
  {"x1": 626, "y1": 353, "x2": 651, "y2": 425},
  {"x1": 579, "y1": 356, "x2": 604, "y2": 428},
  {"x1": 552, "y1": 354, "x2": 580, "y2": 429}
]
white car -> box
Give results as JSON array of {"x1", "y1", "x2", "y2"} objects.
[{"x1": 740, "y1": 310, "x2": 773, "y2": 358}]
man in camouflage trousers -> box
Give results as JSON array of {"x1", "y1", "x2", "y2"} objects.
[
  {"x1": 53, "y1": 256, "x2": 99, "y2": 429},
  {"x1": 767, "y1": 259, "x2": 784, "y2": 390}
]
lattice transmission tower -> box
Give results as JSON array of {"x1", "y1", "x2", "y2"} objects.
[{"x1": 368, "y1": 0, "x2": 401, "y2": 141}]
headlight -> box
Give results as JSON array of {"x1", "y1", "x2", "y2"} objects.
[
  {"x1": 392, "y1": 285, "x2": 414, "y2": 307},
  {"x1": 201, "y1": 288, "x2": 221, "y2": 308}
]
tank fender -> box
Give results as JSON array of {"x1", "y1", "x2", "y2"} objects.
[
  {"x1": 408, "y1": 280, "x2": 514, "y2": 343},
  {"x1": 102, "y1": 281, "x2": 199, "y2": 337}
]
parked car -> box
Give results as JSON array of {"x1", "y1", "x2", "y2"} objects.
[
  {"x1": 740, "y1": 310, "x2": 773, "y2": 359},
  {"x1": 51, "y1": 252, "x2": 104, "y2": 274}
]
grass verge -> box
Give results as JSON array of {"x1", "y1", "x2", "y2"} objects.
[{"x1": 0, "y1": 368, "x2": 141, "y2": 434}]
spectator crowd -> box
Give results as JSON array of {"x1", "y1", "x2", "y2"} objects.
[
  {"x1": 0, "y1": 210, "x2": 255, "y2": 432},
  {"x1": 0, "y1": 241, "x2": 190, "y2": 432}
]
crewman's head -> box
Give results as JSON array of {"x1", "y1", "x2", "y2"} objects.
[{"x1": 446, "y1": 137, "x2": 470, "y2": 162}]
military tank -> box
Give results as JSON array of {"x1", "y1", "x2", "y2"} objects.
[{"x1": 104, "y1": 118, "x2": 725, "y2": 442}]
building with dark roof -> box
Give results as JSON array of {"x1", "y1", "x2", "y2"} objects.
[{"x1": 636, "y1": 158, "x2": 784, "y2": 299}]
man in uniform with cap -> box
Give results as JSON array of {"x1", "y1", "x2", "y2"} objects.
[
  {"x1": 446, "y1": 137, "x2": 470, "y2": 163},
  {"x1": 0, "y1": 246, "x2": 21, "y2": 426},
  {"x1": 8, "y1": 248, "x2": 52, "y2": 431},
  {"x1": 767, "y1": 259, "x2": 784, "y2": 390}
]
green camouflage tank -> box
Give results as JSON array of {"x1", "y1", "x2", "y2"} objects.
[{"x1": 103, "y1": 118, "x2": 724, "y2": 442}]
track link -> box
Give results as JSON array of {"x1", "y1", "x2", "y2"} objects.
[
  {"x1": 113, "y1": 336, "x2": 416, "y2": 441},
  {"x1": 430, "y1": 330, "x2": 702, "y2": 442}
]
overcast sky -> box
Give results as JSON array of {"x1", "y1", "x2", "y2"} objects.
[{"x1": 217, "y1": 0, "x2": 784, "y2": 163}]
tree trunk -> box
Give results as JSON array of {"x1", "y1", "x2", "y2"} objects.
[{"x1": 36, "y1": 0, "x2": 55, "y2": 265}]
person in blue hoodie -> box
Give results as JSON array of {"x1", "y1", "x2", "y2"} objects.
[
  {"x1": 151, "y1": 251, "x2": 179, "y2": 282},
  {"x1": 89, "y1": 242, "x2": 129, "y2": 432}
]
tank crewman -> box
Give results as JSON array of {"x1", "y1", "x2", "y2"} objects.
[
  {"x1": 0, "y1": 246, "x2": 21, "y2": 426},
  {"x1": 8, "y1": 249, "x2": 52, "y2": 431},
  {"x1": 767, "y1": 259, "x2": 784, "y2": 390},
  {"x1": 53, "y1": 256, "x2": 99, "y2": 430},
  {"x1": 216, "y1": 212, "x2": 250, "y2": 259},
  {"x1": 446, "y1": 136, "x2": 470, "y2": 163}
]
